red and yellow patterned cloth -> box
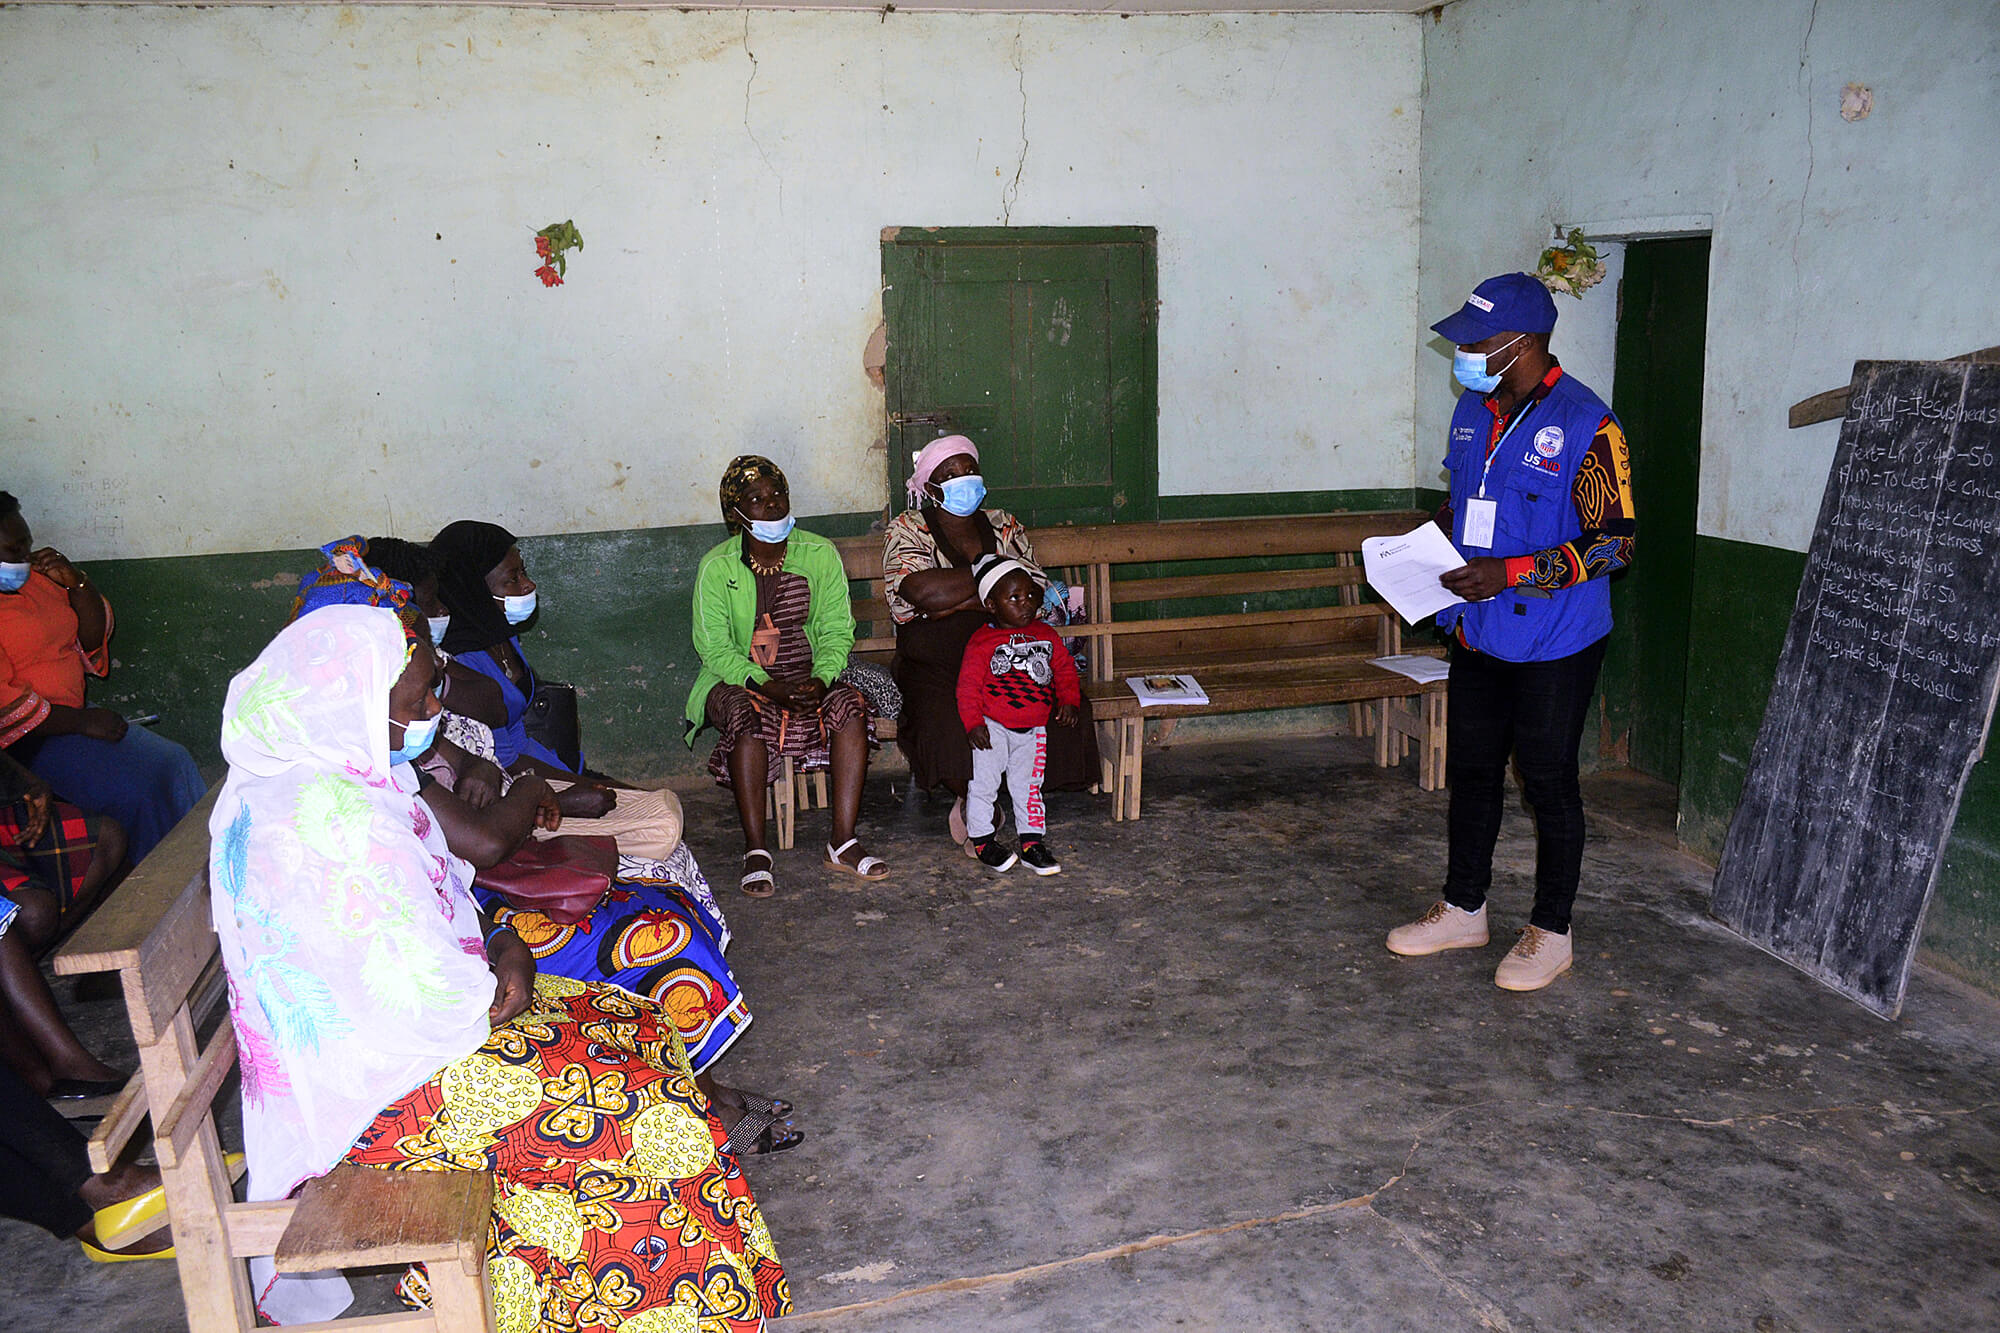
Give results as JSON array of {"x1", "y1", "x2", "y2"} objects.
[{"x1": 345, "y1": 976, "x2": 791, "y2": 1332}]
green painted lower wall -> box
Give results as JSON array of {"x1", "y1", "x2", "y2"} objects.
[
  {"x1": 78, "y1": 490, "x2": 1412, "y2": 784},
  {"x1": 84, "y1": 512, "x2": 881, "y2": 784},
  {"x1": 76, "y1": 513, "x2": 2000, "y2": 994},
  {"x1": 1674, "y1": 534, "x2": 2000, "y2": 995}
]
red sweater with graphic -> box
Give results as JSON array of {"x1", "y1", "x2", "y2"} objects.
[{"x1": 956, "y1": 622, "x2": 1082, "y2": 732}]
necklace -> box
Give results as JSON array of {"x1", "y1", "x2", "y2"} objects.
[{"x1": 744, "y1": 547, "x2": 786, "y2": 577}]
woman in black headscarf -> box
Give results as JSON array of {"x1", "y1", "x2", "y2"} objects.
[{"x1": 428, "y1": 520, "x2": 683, "y2": 858}]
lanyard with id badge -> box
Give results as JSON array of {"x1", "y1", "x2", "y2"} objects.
[{"x1": 1462, "y1": 398, "x2": 1543, "y2": 550}]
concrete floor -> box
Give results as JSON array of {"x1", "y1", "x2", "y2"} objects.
[{"x1": 10, "y1": 734, "x2": 2000, "y2": 1330}]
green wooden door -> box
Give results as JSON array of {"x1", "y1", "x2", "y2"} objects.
[
  {"x1": 1604, "y1": 237, "x2": 1709, "y2": 785},
  {"x1": 882, "y1": 227, "x2": 1158, "y2": 526}
]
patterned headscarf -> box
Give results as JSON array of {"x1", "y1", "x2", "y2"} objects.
[
  {"x1": 289, "y1": 536, "x2": 423, "y2": 654},
  {"x1": 719, "y1": 455, "x2": 789, "y2": 534},
  {"x1": 430, "y1": 520, "x2": 521, "y2": 656},
  {"x1": 907, "y1": 435, "x2": 979, "y2": 506},
  {"x1": 209, "y1": 606, "x2": 492, "y2": 1208}
]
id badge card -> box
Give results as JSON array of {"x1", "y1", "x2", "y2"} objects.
[{"x1": 1462, "y1": 497, "x2": 1497, "y2": 549}]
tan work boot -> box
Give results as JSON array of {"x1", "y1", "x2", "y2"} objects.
[
  {"x1": 1386, "y1": 901, "x2": 1489, "y2": 956},
  {"x1": 1494, "y1": 925, "x2": 1572, "y2": 991}
]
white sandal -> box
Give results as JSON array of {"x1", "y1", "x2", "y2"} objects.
[
  {"x1": 740, "y1": 849, "x2": 776, "y2": 898},
  {"x1": 824, "y1": 837, "x2": 889, "y2": 881}
]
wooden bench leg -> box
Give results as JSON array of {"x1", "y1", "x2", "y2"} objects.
[
  {"x1": 1373, "y1": 698, "x2": 1394, "y2": 768},
  {"x1": 1117, "y1": 718, "x2": 1144, "y2": 820},
  {"x1": 1422, "y1": 690, "x2": 1447, "y2": 792},
  {"x1": 425, "y1": 1248, "x2": 497, "y2": 1333},
  {"x1": 766, "y1": 757, "x2": 797, "y2": 851},
  {"x1": 146, "y1": 1010, "x2": 259, "y2": 1331}
]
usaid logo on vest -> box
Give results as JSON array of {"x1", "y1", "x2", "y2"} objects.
[{"x1": 1524, "y1": 425, "x2": 1565, "y2": 474}]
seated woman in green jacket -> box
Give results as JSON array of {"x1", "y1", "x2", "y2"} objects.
[{"x1": 686, "y1": 456, "x2": 888, "y2": 896}]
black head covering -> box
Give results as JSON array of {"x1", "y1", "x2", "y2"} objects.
[{"x1": 430, "y1": 520, "x2": 520, "y2": 655}]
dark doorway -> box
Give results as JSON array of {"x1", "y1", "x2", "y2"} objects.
[
  {"x1": 881, "y1": 227, "x2": 1158, "y2": 526},
  {"x1": 1602, "y1": 236, "x2": 1710, "y2": 787}
]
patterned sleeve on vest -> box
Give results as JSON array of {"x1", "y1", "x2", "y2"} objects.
[{"x1": 1503, "y1": 415, "x2": 1637, "y2": 590}]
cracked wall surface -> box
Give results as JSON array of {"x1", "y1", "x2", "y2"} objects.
[{"x1": 0, "y1": 7, "x2": 1419, "y2": 561}]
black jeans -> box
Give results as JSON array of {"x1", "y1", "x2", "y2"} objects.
[{"x1": 1442, "y1": 635, "x2": 1607, "y2": 935}]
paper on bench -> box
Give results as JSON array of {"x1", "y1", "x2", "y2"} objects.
[
  {"x1": 1126, "y1": 674, "x2": 1209, "y2": 707},
  {"x1": 1361, "y1": 523, "x2": 1468, "y2": 624},
  {"x1": 1370, "y1": 654, "x2": 1451, "y2": 685}
]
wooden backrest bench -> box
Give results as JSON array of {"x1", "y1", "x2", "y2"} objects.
[
  {"x1": 834, "y1": 510, "x2": 1449, "y2": 819},
  {"x1": 54, "y1": 787, "x2": 496, "y2": 1333}
]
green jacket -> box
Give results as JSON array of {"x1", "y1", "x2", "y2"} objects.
[{"x1": 683, "y1": 529, "x2": 856, "y2": 743}]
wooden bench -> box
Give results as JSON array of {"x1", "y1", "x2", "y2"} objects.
[
  {"x1": 833, "y1": 510, "x2": 1448, "y2": 821},
  {"x1": 54, "y1": 787, "x2": 497, "y2": 1332}
]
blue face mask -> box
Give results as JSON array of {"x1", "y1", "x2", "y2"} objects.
[
  {"x1": 391, "y1": 710, "x2": 440, "y2": 765},
  {"x1": 739, "y1": 513, "x2": 796, "y2": 545},
  {"x1": 0, "y1": 562, "x2": 28, "y2": 594},
  {"x1": 495, "y1": 590, "x2": 537, "y2": 625},
  {"x1": 937, "y1": 475, "x2": 987, "y2": 517},
  {"x1": 1452, "y1": 335, "x2": 1524, "y2": 394},
  {"x1": 427, "y1": 614, "x2": 451, "y2": 647}
]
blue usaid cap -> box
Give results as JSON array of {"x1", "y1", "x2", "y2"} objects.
[{"x1": 1431, "y1": 272, "x2": 1558, "y2": 345}]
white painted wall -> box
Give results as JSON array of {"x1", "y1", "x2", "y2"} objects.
[
  {"x1": 1418, "y1": 0, "x2": 2000, "y2": 552},
  {"x1": 0, "y1": 7, "x2": 1421, "y2": 560}
]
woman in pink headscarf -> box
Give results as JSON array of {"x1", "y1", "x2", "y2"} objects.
[{"x1": 880, "y1": 437, "x2": 1100, "y2": 844}]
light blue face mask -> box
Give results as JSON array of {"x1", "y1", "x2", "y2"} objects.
[
  {"x1": 496, "y1": 590, "x2": 538, "y2": 625},
  {"x1": 937, "y1": 474, "x2": 987, "y2": 517},
  {"x1": 0, "y1": 562, "x2": 29, "y2": 594},
  {"x1": 739, "y1": 512, "x2": 796, "y2": 545},
  {"x1": 391, "y1": 710, "x2": 440, "y2": 765},
  {"x1": 1453, "y1": 334, "x2": 1524, "y2": 394},
  {"x1": 427, "y1": 614, "x2": 451, "y2": 647}
]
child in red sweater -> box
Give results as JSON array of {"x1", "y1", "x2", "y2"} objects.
[{"x1": 956, "y1": 557, "x2": 1081, "y2": 874}]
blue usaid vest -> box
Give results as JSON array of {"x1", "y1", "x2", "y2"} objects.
[{"x1": 1437, "y1": 370, "x2": 1616, "y2": 662}]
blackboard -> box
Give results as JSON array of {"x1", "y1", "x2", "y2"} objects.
[{"x1": 1711, "y1": 360, "x2": 2000, "y2": 1018}]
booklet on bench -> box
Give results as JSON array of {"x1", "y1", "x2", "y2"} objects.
[{"x1": 1126, "y1": 674, "x2": 1209, "y2": 707}]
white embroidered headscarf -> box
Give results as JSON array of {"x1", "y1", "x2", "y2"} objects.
[{"x1": 210, "y1": 605, "x2": 494, "y2": 1205}]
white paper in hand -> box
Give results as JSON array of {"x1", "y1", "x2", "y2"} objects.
[{"x1": 1362, "y1": 523, "x2": 1469, "y2": 624}]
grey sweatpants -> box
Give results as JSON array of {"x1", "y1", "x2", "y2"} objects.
[{"x1": 967, "y1": 720, "x2": 1048, "y2": 838}]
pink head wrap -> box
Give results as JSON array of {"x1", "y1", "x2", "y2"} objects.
[{"x1": 907, "y1": 435, "x2": 980, "y2": 505}]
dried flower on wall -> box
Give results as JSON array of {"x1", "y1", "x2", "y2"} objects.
[
  {"x1": 1535, "y1": 228, "x2": 1606, "y2": 299},
  {"x1": 533, "y1": 220, "x2": 584, "y2": 288}
]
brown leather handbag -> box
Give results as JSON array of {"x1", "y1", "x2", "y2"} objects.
[{"x1": 472, "y1": 834, "x2": 618, "y2": 925}]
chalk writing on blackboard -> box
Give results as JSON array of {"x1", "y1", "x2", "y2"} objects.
[{"x1": 1711, "y1": 360, "x2": 2000, "y2": 1019}]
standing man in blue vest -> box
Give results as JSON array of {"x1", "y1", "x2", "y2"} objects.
[{"x1": 1387, "y1": 273, "x2": 1636, "y2": 991}]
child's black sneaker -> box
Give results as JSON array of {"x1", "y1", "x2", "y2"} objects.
[
  {"x1": 1017, "y1": 839, "x2": 1062, "y2": 876},
  {"x1": 972, "y1": 837, "x2": 1017, "y2": 872}
]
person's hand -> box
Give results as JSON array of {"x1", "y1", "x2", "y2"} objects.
[
  {"x1": 485, "y1": 931, "x2": 537, "y2": 1026},
  {"x1": 967, "y1": 722, "x2": 991, "y2": 750},
  {"x1": 19, "y1": 782, "x2": 52, "y2": 845},
  {"x1": 29, "y1": 548, "x2": 84, "y2": 591},
  {"x1": 1440, "y1": 556, "x2": 1510, "y2": 602},
  {"x1": 557, "y1": 782, "x2": 617, "y2": 820},
  {"x1": 521, "y1": 776, "x2": 563, "y2": 832},
  {"x1": 78, "y1": 708, "x2": 129, "y2": 743},
  {"x1": 1052, "y1": 703, "x2": 1078, "y2": 728},
  {"x1": 456, "y1": 757, "x2": 506, "y2": 810},
  {"x1": 794, "y1": 678, "x2": 828, "y2": 708}
]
